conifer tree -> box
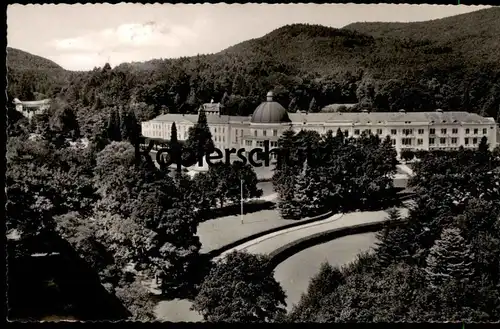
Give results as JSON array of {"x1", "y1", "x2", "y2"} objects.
[
  {"x1": 425, "y1": 227, "x2": 475, "y2": 288},
  {"x1": 308, "y1": 97, "x2": 318, "y2": 113},
  {"x1": 276, "y1": 170, "x2": 301, "y2": 220},
  {"x1": 375, "y1": 208, "x2": 411, "y2": 268},
  {"x1": 120, "y1": 108, "x2": 140, "y2": 146},
  {"x1": 170, "y1": 122, "x2": 178, "y2": 145},
  {"x1": 288, "y1": 97, "x2": 298, "y2": 112},
  {"x1": 107, "y1": 108, "x2": 121, "y2": 142},
  {"x1": 185, "y1": 110, "x2": 215, "y2": 165},
  {"x1": 294, "y1": 159, "x2": 324, "y2": 217}
]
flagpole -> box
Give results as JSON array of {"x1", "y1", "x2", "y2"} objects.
[{"x1": 240, "y1": 178, "x2": 244, "y2": 225}]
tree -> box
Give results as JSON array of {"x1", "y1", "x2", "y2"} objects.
[
  {"x1": 294, "y1": 160, "x2": 325, "y2": 217},
  {"x1": 308, "y1": 97, "x2": 318, "y2": 113},
  {"x1": 107, "y1": 108, "x2": 121, "y2": 142},
  {"x1": 288, "y1": 262, "x2": 343, "y2": 322},
  {"x1": 425, "y1": 227, "x2": 475, "y2": 288},
  {"x1": 184, "y1": 110, "x2": 215, "y2": 165},
  {"x1": 375, "y1": 208, "x2": 411, "y2": 268},
  {"x1": 192, "y1": 251, "x2": 287, "y2": 322},
  {"x1": 119, "y1": 108, "x2": 140, "y2": 146}
]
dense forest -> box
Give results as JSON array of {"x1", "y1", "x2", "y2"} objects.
[{"x1": 6, "y1": 7, "x2": 500, "y2": 140}]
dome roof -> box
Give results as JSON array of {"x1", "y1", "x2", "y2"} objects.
[{"x1": 251, "y1": 91, "x2": 290, "y2": 124}]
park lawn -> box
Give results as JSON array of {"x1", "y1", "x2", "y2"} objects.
[{"x1": 197, "y1": 208, "x2": 294, "y2": 254}]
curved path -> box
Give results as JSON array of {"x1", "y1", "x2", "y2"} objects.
[
  {"x1": 215, "y1": 206, "x2": 408, "y2": 260},
  {"x1": 156, "y1": 205, "x2": 410, "y2": 322}
]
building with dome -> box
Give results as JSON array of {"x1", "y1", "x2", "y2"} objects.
[{"x1": 141, "y1": 91, "x2": 498, "y2": 164}]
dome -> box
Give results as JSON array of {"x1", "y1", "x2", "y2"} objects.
[{"x1": 251, "y1": 91, "x2": 290, "y2": 124}]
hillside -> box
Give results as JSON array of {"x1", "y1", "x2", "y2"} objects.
[
  {"x1": 6, "y1": 7, "x2": 500, "y2": 137},
  {"x1": 7, "y1": 47, "x2": 71, "y2": 102},
  {"x1": 7, "y1": 47, "x2": 64, "y2": 71},
  {"x1": 345, "y1": 7, "x2": 500, "y2": 63}
]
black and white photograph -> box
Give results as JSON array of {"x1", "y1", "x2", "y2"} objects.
[{"x1": 5, "y1": 3, "x2": 500, "y2": 323}]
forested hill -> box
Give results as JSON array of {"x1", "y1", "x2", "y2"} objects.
[
  {"x1": 344, "y1": 7, "x2": 500, "y2": 64},
  {"x1": 7, "y1": 47, "x2": 73, "y2": 101},
  {"x1": 7, "y1": 7, "x2": 500, "y2": 139},
  {"x1": 7, "y1": 47, "x2": 64, "y2": 71}
]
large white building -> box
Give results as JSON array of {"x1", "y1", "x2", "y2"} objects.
[{"x1": 141, "y1": 91, "x2": 498, "y2": 157}]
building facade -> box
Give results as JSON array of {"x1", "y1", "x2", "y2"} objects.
[
  {"x1": 141, "y1": 91, "x2": 498, "y2": 157},
  {"x1": 13, "y1": 98, "x2": 51, "y2": 120}
]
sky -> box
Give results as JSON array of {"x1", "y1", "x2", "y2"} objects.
[{"x1": 7, "y1": 4, "x2": 491, "y2": 71}]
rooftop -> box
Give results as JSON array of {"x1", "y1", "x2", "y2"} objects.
[
  {"x1": 13, "y1": 98, "x2": 51, "y2": 106},
  {"x1": 146, "y1": 111, "x2": 495, "y2": 125},
  {"x1": 288, "y1": 111, "x2": 495, "y2": 125},
  {"x1": 146, "y1": 114, "x2": 250, "y2": 125}
]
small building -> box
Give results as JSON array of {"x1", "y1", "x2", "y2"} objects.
[
  {"x1": 13, "y1": 98, "x2": 51, "y2": 120},
  {"x1": 199, "y1": 99, "x2": 222, "y2": 116}
]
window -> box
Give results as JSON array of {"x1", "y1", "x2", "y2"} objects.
[
  {"x1": 391, "y1": 139, "x2": 396, "y2": 145},
  {"x1": 430, "y1": 128, "x2": 435, "y2": 135},
  {"x1": 223, "y1": 128, "x2": 225, "y2": 133},
  {"x1": 417, "y1": 138, "x2": 423, "y2": 145},
  {"x1": 273, "y1": 129, "x2": 278, "y2": 136},
  {"x1": 235, "y1": 136, "x2": 238, "y2": 143},
  {"x1": 464, "y1": 138, "x2": 469, "y2": 145},
  {"x1": 270, "y1": 141, "x2": 278, "y2": 148},
  {"x1": 474, "y1": 128, "x2": 478, "y2": 134},
  {"x1": 256, "y1": 141, "x2": 265, "y2": 147},
  {"x1": 376, "y1": 129, "x2": 382, "y2": 135},
  {"x1": 451, "y1": 138, "x2": 457, "y2": 144},
  {"x1": 354, "y1": 129, "x2": 360, "y2": 135},
  {"x1": 365, "y1": 129, "x2": 372, "y2": 134},
  {"x1": 254, "y1": 130, "x2": 257, "y2": 137},
  {"x1": 418, "y1": 129, "x2": 424, "y2": 134},
  {"x1": 215, "y1": 128, "x2": 217, "y2": 133},
  {"x1": 466, "y1": 128, "x2": 470, "y2": 134},
  {"x1": 440, "y1": 138, "x2": 446, "y2": 144},
  {"x1": 391, "y1": 129, "x2": 397, "y2": 135},
  {"x1": 344, "y1": 130, "x2": 349, "y2": 137},
  {"x1": 245, "y1": 140, "x2": 252, "y2": 147},
  {"x1": 473, "y1": 138, "x2": 478, "y2": 144},
  {"x1": 223, "y1": 136, "x2": 225, "y2": 143},
  {"x1": 429, "y1": 138, "x2": 435, "y2": 145},
  {"x1": 441, "y1": 128, "x2": 447, "y2": 134},
  {"x1": 483, "y1": 128, "x2": 487, "y2": 134},
  {"x1": 241, "y1": 129, "x2": 243, "y2": 136},
  {"x1": 263, "y1": 130, "x2": 267, "y2": 137},
  {"x1": 401, "y1": 138, "x2": 412, "y2": 145},
  {"x1": 403, "y1": 129, "x2": 413, "y2": 135},
  {"x1": 452, "y1": 128, "x2": 458, "y2": 134}
]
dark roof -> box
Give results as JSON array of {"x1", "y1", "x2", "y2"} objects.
[
  {"x1": 251, "y1": 101, "x2": 290, "y2": 124},
  {"x1": 147, "y1": 114, "x2": 250, "y2": 124}
]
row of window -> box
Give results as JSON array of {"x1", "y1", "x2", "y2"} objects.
[
  {"x1": 429, "y1": 128, "x2": 487, "y2": 135},
  {"x1": 253, "y1": 129, "x2": 279, "y2": 137},
  {"x1": 353, "y1": 127, "x2": 489, "y2": 136},
  {"x1": 244, "y1": 140, "x2": 279, "y2": 148},
  {"x1": 400, "y1": 136, "x2": 486, "y2": 146}
]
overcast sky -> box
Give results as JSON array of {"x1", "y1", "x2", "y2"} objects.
[{"x1": 7, "y1": 4, "x2": 490, "y2": 71}]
